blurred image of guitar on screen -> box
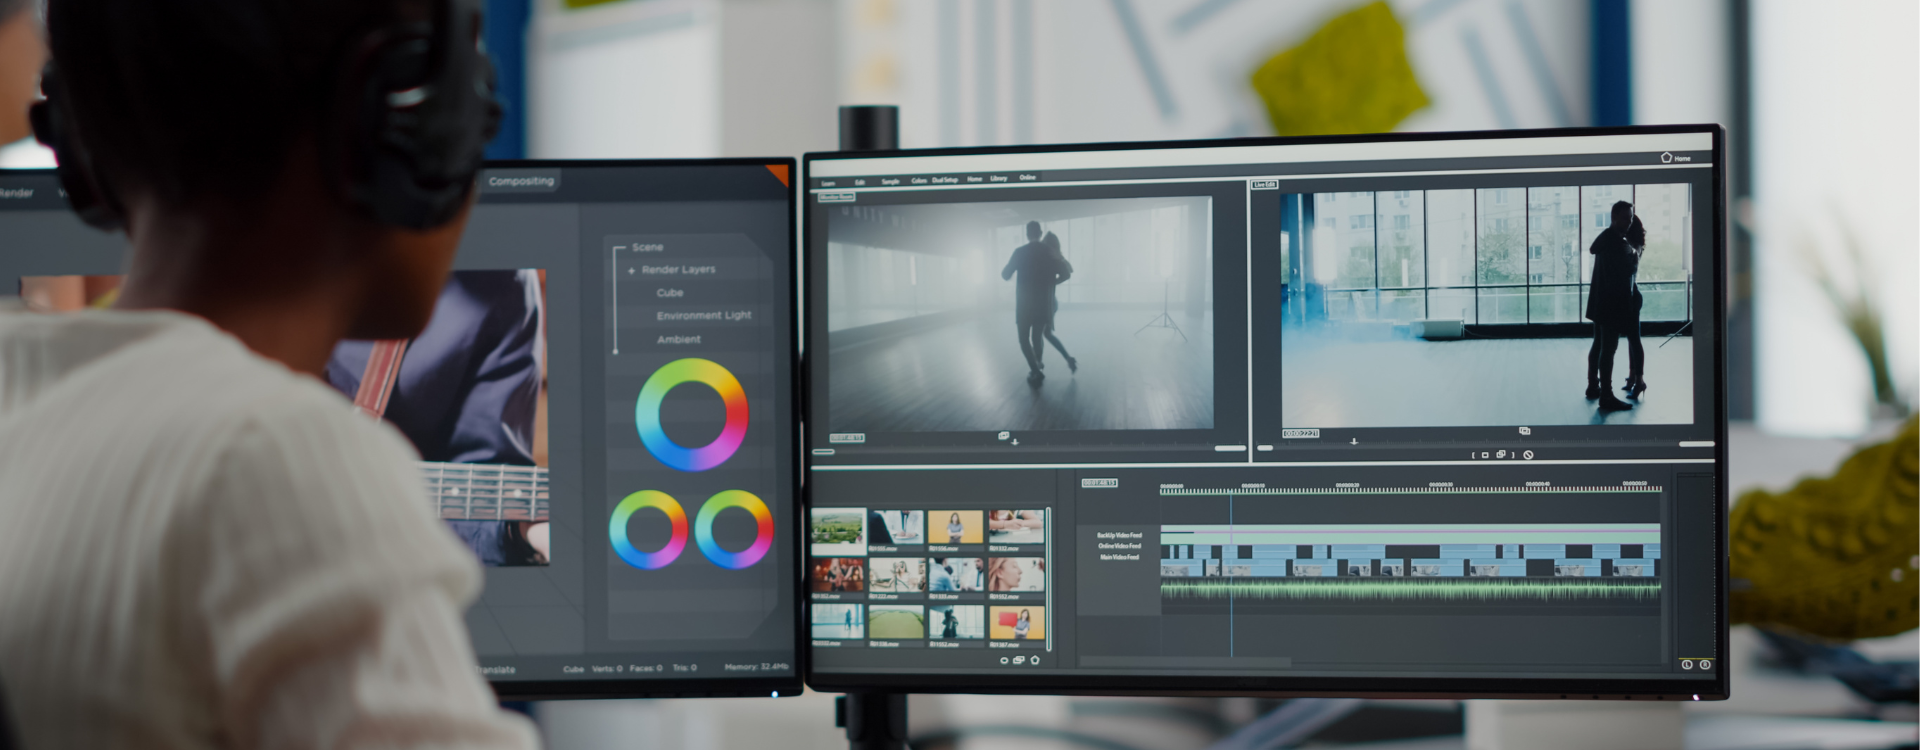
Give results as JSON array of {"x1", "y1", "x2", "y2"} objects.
[{"x1": 20, "y1": 269, "x2": 553, "y2": 566}]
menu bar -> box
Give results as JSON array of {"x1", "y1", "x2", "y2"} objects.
[{"x1": 808, "y1": 150, "x2": 1714, "y2": 191}]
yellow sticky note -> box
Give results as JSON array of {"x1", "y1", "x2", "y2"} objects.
[{"x1": 1251, "y1": 1, "x2": 1430, "y2": 137}]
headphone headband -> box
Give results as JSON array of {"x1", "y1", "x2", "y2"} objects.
[
  {"x1": 30, "y1": 0, "x2": 501, "y2": 232},
  {"x1": 345, "y1": 0, "x2": 502, "y2": 229}
]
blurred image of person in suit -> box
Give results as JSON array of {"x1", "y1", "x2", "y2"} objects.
[
  {"x1": 1002, "y1": 221, "x2": 1072, "y2": 384},
  {"x1": 325, "y1": 269, "x2": 549, "y2": 565},
  {"x1": 1586, "y1": 201, "x2": 1645, "y2": 412}
]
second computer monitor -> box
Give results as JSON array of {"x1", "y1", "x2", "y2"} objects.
[{"x1": 801, "y1": 127, "x2": 1728, "y2": 699}]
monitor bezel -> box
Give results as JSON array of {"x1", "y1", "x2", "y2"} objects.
[
  {"x1": 0, "y1": 159, "x2": 809, "y2": 701},
  {"x1": 797, "y1": 126, "x2": 1731, "y2": 700}
]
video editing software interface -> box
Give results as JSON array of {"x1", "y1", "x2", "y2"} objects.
[
  {"x1": 0, "y1": 161, "x2": 800, "y2": 695},
  {"x1": 803, "y1": 131, "x2": 1726, "y2": 692}
]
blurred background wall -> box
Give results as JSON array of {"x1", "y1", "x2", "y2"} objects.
[
  {"x1": 480, "y1": 0, "x2": 1914, "y2": 442},
  {"x1": 6, "y1": 0, "x2": 1906, "y2": 438}
]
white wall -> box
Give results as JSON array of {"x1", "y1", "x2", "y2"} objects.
[
  {"x1": 1751, "y1": 0, "x2": 1919, "y2": 436},
  {"x1": 1630, "y1": 0, "x2": 1730, "y2": 127},
  {"x1": 718, "y1": 0, "x2": 838, "y2": 156},
  {"x1": 531, "y1": 0, "x2": 721, "y2": 158},
  {"x1": 529, "y1": 0, "x2": 835, "y2": 159},
  {"x1": 839, "y1": 0, "x2": 1591, "y2": 148}
]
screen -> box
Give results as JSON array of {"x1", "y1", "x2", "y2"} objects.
[
  {"x1": 802, "y1": 129, "x2": 1729, "y2": 698},
  {"x1": 0, "y1": 160, "x2": 801, "y2": 699}
]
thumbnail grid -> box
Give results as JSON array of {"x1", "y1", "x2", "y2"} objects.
[{"x1": 810, "y1": 507, "x2": 1047, "y2": 642}]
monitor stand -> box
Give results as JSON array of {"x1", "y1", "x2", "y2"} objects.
[
  {"x1": 1466, "y1": 700, "x2": 1683, "y2": 750},
  {"x1": 835, "y1": 692, "x2": 908, "y2": 750}
]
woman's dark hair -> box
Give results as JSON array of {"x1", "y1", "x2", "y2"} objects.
[{"x1": 45, "y1": 0, "x2": 424, "y2": 208}]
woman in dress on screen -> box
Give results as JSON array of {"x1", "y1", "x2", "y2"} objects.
[
  {"x1": 1039, "y1": 232, "x2": 1077, "y2": 373},
  {"x1": 947, "y1": 512, "x2": 965, "y2": 540},
  {"x1": 1014, "y1": 609, "x2": 1032, "y2": 639}
]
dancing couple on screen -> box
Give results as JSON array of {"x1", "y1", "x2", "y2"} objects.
[
  {"x1": 1002, "y1": 220, "x2": 1076, "y2": 386},
  {"x1": 1587, "y1": 200, "x2": 1649, "y2": 413}
]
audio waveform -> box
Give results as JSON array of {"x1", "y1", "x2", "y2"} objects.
[{"x1": 1160, "y1": 577, "x2": 1662, "y2": 602}]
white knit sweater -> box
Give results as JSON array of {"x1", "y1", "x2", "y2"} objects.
[{"x1": 0, "y1": 310, "x2": 538, "y2": 749}]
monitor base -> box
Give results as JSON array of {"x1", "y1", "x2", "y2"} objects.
[{"x1": 1466, "y1": 700, "x2": 1683, "y2": 750}]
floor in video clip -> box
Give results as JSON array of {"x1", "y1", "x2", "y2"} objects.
[
  {"x1": 1282, "y1": 334, "x2": 1693, "y2": 427},
  {"x1": 830, "y1": 308, "x2": 1213, "y2": 433}
]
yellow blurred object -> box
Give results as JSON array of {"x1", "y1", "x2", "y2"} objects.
[
  {"x1": 1730, "y1": 418, "x2": 1918, "y2": 639},
  {"x1": 1249, "y1": 1, "x2": 1430, "y2": 137}
]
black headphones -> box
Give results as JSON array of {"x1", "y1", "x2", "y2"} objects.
[{"x1": 29, "y1": 0, "x2": 502, "y2": 232}]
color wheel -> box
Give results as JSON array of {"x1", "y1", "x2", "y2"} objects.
[{"x1": 635, "y1": 358, "x2": 748, "y2": 472}]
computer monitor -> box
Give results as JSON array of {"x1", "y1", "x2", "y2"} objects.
[
  {"x1": 0, "y1": 159, "x2": 803, "y2": 699},
  {"x1": 801, "y1": 127, "x2": 1729, "y2": 699}
]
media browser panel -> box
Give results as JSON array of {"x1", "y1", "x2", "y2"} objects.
[
  {"x1": 802, "y1": 128, "x2": 1729, "y2": 698},
  {"x1": 1, "y1": 160, "x2": 802, "y2": 699}
]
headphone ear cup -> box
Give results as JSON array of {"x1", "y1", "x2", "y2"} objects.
[
  {"x1": 337, "y1": 0, "x2": 501, "y2": 230},
  {"x1": 28, "y1": 71, "x2": 124, "y2": 232}
]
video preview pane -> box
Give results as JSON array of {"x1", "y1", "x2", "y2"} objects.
[
  {"x1": 1278, "y1": 185, "x2": 1694, "y2": 428},
  {"x1": 825, "y1": 196, "x2": 1214, "y2": 433}
]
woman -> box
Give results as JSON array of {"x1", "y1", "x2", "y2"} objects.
[
  {"x1": 946, "y1": 512, "x2": 966, "y2": 541},
  {"x1": 1621, "y1": 216, "x2": 1649, "y2": 398},
  {"x1": 0, "y1": 0, "x2": 534, "y2": 745},
  {"x1": 989, "y1": 509, "x2": 1044, "y2": 530},
  {"x1": 987, "y1": 557, "x2": 1023, "y2": 592},
  {"x1": 1014, "y1": 609, "x2": 1032, "y2": 640},
  {"x1": 1040, "y1": 232, "x2": 1078, "y2": 372}
]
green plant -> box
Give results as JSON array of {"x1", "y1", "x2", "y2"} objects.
[{"x1": 1802, "y1": 221, "x2": 1910, "y2": 419}]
